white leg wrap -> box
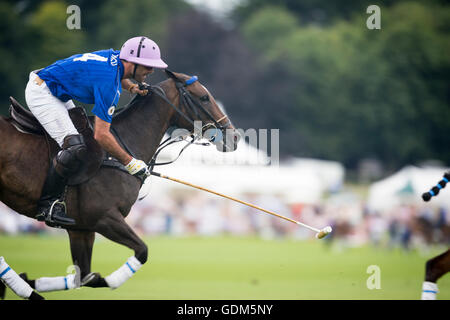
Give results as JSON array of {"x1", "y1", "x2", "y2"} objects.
[
  {"x1": 35, "y1": 274, "x2": 77, "y2": 292},
  {"x1": 421, "y1": 281, "x2": 439, "y2": 300},
  {"x1": 0, "y1": 256, "x2": 33, "y2": 299},
  {"x1": 105, "y1": 256, "x2": 142, "y2": 290}
]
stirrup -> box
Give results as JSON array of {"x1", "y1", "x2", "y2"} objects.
[
  {"x1": 36, "y1": 199, "x2": 61, "y2": 221},
  {"x1": 36, "y1": 199, "x2": 75, "y2": 227},
  {"x1": 47, "y1": 199, "x2": 66, "y2": 218}
]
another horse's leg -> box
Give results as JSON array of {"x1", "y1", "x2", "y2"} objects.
[
  {"x1": 95, "y1": 211, "x2": 148, "y2": 290},
  {"x1": 421, "y1": 249, "x2": 450, "y2": 300}
]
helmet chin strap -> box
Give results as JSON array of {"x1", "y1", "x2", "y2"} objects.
[
  {"x1": 132, "y1": 37, "x2": 146, "y2": 80},
  {"x1": 132, "y1": 63, "x2": 138, "y2": 80}
]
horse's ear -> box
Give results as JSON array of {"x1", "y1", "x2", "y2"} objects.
[{"x1": 165, "y1": 69, "x2": 178, "y2": 81}]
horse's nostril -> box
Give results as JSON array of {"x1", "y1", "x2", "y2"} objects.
[{"x1": 233, "y1": 132, "x2": 241, "y2": 143}]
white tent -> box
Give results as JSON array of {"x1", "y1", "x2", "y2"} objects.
[
  {"x1": 367, "y1": 165, "x2": 450, "y2": 212},
  {"x1": 143, "y1": 164, "x2": 323, "y2": 202},
  {"x1": 284, "y1": 158, "x2": 345, "y2": 192}
]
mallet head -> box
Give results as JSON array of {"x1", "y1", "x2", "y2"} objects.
[{"x1": 316, "y1": 226, "x2": 332, "y2": 239}]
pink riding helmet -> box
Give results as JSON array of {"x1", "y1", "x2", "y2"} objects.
[{"x1": 119, "y1": 36, "x2": 168, "y2": 68}]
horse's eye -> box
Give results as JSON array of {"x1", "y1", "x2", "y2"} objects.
[{"x1": 200, "y1": 95, "x2": 210, "y2": 102}]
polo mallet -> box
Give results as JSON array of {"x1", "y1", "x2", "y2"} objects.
[
  {"x1": 422, "y1": 171, "x2": 450, "y2": 202},
  {"x1": 150, "y1": 171, "x2": 332, "y2": 239}
]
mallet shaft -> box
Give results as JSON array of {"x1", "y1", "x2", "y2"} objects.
[{"x1": 151, "y1": 171, "x2": 321, "y2": 233}]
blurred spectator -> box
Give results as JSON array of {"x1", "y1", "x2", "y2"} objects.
[
  {"x1": 367, "y1": 213, "x2": 387, "y2": 247},
  {"x1": 0, "y1": 203, "x2": 45, "y2": 234}
]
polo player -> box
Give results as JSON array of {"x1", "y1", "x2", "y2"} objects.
[{"x1": 24, "y1": 36, "x2": 168, "y2": 227}]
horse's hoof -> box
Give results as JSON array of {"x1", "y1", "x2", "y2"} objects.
[
  {"x1": 81, "y1": 272, "x2": 108, "y2": 288},
  {"x1": 81, "y1": 272, "x2": 97, "y2": 286},
  {"x1": 29, "y1": 291, "x2": 45, "y2": 300},
  {"x1": 19, "y1": 272, "x2": 28, "y2": 281},
  {"x1": 19, "y1": 272, "x2": 35, "y2": 289}
]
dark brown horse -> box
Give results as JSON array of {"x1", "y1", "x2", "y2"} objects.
[{"x1": 0, "y1": 70, "x2": 240, "y2": 298}]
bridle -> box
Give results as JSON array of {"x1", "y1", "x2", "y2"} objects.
[
  {"x1": 136, "y1": 71, "x2": 234, "y2": 171},
  {"x1": 143, "y1": 73, "x2": 231, "y2": 132},
  {"x1": 107, "y1": 71, "x2": 235, "y2": 187},
  {"x1": 175, "y1": 76, "x2": 231, "y2": 131}
]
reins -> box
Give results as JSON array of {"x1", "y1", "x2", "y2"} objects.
[
  {"x1": 110, "y1": 73, "x2": 230, "y2": 181},
  {"x1": 143, "y1": 77, "x2": 218, "y2": 172}
]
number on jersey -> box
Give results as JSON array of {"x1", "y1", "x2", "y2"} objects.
[{"x1": 73, "y1": 53, "x2": 108, "y2": 62}]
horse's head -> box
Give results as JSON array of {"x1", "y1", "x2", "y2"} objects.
[{"x1": 164, "y1": 70, "x2": 240, "y2": 152}]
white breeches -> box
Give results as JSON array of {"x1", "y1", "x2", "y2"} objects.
[{"x1": 25, "y1": 71, "x2": 79, "y2": 147}]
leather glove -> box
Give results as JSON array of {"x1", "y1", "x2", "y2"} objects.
[
  {"x1": 129, "y1": 83, "x2": 148, "y2": 96},
  {"x1": 125, "y1": 158, "x2": 150, "y2": 179}
]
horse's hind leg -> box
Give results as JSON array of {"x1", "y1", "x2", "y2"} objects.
[
  {"x1": 0, "y1": 256, "x2": 44, "y2": 300},
  {"x1": 94, "y1": 212, "x2": 148, "y2": 290},
  {"x1": 421, "y1": 249, "x2": 450, "y2": 300}
]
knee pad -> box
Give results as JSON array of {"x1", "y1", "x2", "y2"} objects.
[{"x1": 54, "y1": 134, "x2": 88, "y2": 178}]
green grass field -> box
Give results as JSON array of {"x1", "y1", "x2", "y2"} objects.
[{"x1": 0, "y1": 234, "x2": 449, "y2": 300}]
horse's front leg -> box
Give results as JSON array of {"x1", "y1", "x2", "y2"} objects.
[
  {"x1": 69, "y1": 230, "x2": 109, "y2": 288},
  {"x1": 94, "y1": 210, "x2": 148, "y2": 290},
  {"x1": 67, "y1": 230, "x2": 96, "y2": 278},
  {"x1": 67, "y1": 230, "x2": 109, "y2": 288}
]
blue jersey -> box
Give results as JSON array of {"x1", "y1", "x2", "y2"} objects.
[{"x1": 38, "y1": 49, "x2": 124, "y2": 123}]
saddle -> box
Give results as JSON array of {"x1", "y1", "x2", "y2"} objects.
[
  {"x1": 8, "y1": 96, "x2": 122, "y2": 186},
  {"x1": 9, "y1": 97, "x2": 45, "y2": 135}
]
